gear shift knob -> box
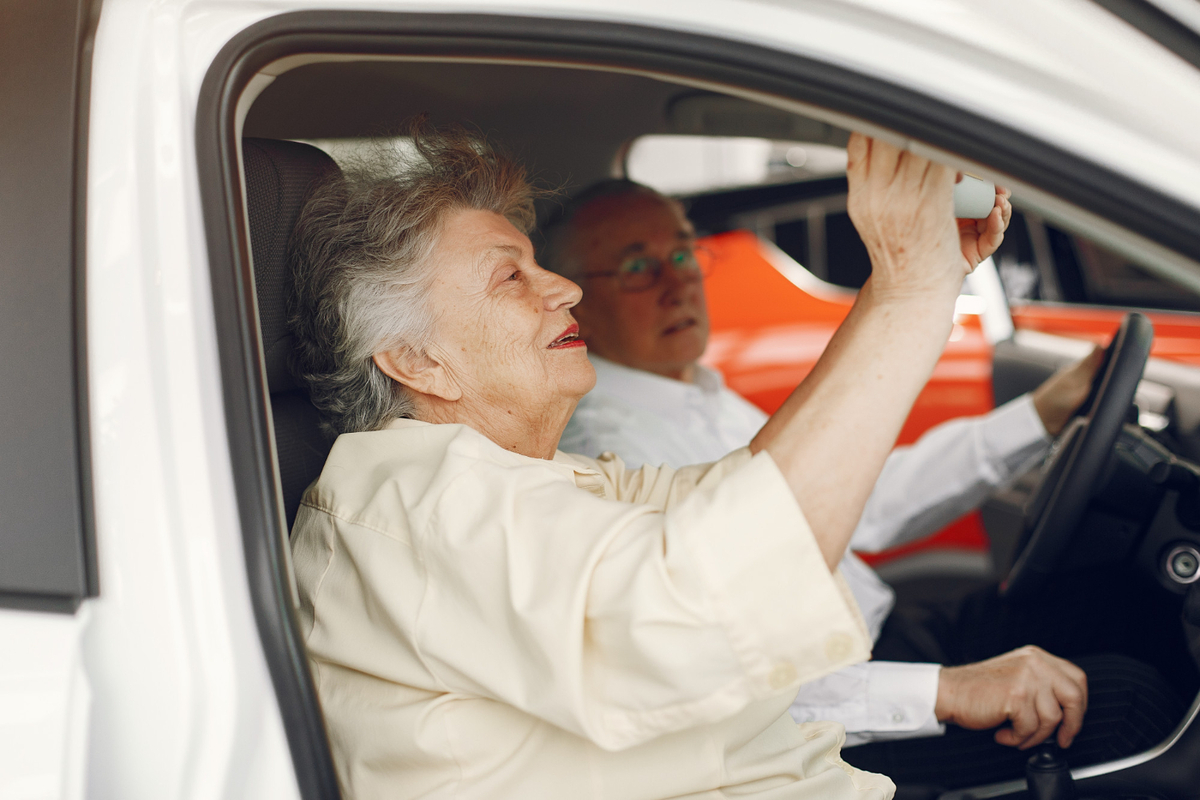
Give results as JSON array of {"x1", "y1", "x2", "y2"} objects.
[{"x1": 1026, "y1": 742, "x2": 1075, "y2": 800}]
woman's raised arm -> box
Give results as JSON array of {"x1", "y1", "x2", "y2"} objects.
[{"x1": 751, "y1": 134, "x2": 1010, "y2": 570}]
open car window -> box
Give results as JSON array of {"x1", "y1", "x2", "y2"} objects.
[
  {"x1": 631, "y1": 132, "x2": 1200, "y2": 313},
  {"x1": 201, "y1": 15, "x2": 1200, "y2": 795},
  {"x1": 995, "y1": 212, "x2": 1200, "y2": 312}
]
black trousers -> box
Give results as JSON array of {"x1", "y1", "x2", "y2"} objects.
[{"x1": 841, "y1": 569, "x2": 1195, "y2": 789}]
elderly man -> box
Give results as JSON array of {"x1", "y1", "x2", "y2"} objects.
[{"x1": 545, "y1": 178, "x2": 1185, "y2": 787}]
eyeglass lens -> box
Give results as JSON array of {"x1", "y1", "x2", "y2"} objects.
[{"x1": 617, "y1": 249, "x2": 711, "y2": 291}]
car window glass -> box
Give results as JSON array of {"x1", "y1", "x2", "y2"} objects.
[
  {"x1": 992, "y1": 212, "x2": 1040, "y2": 301},
  {"x1": 690, "y1": 187, "x2": 872, "y2": 291},
  {"x1": 681, "y1": 159, "x2": 1200, "y2": 311},
  {"x1": 1075, "y1": 237, "x2": 1200, "y2": 311},
  {"x1": 822, "y1": 211, "x2": 873, "y2": 289},
  {"x1": 992, "y1": 211, "x2": 1200, "y2": 312}
]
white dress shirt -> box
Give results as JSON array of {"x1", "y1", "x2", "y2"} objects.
[
  {"x1": 560, "y1": 355, "x2": 1051, "y2": 746},
  {"x1": 293, "y1": 419, "x2": 893, "y2": 799}
]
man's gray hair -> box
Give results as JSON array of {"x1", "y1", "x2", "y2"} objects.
[
  {"x1": 288, "y1": 123, "x2": 537, "y2": 434},
  {"x1": 539, "y1": 178, "x2": 665, "y2": 281}
]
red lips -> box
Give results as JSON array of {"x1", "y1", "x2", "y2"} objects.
[{"x1": 548, "y1": 323, "x2": 586, "y2": 349}]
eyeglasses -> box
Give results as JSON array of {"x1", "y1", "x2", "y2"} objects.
[{"x1": 581, "y1": 246, "x2": 714, "y2": 292}]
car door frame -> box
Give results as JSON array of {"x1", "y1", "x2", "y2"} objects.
[{"x1": 195, "y1": 10, "x2": 1200, "y2": 798}]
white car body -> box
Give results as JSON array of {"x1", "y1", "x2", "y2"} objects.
[{"x1": 5, "y1": 1, "x2": 1200, "y2": 798}]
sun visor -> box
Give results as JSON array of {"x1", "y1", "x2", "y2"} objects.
[{"x1": 666, "y1": 93, "x2": 851, "y2": 146}]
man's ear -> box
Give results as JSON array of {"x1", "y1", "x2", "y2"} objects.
[{"x1": 373, "y1": 346, "x2": 462, "y2": 402}]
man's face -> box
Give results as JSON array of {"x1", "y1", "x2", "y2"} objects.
[{"x1": 570, "y1": 192, "x2": 709, "y2": 382}]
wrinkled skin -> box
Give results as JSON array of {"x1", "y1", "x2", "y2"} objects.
[
  {"x1": 937, "y1": 646, "x2": 1088, "y2": 749},
  {"x1": 373, "y1": 208, "x2": 594, "y2": 459}
]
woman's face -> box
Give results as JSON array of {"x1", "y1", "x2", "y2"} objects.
[{"x1": 420, "y1": 208, "x2": 596, "y2": 415}]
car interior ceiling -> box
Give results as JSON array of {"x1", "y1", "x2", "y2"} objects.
[
  {"x1": 239, "y1": 56, "x2": 1200, "y2": 797},
  {"x1": 245, "y1": 61, "x2": 680, "y2": 195},
  {"x1": 243, "y1": 60, "x2": 850, "y2": 205},
  {"x1": 244, "y1": 58, "x2": 1200, "y2": 307}
]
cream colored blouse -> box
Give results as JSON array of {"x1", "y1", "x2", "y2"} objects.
[{"x1": 292, "y1": 417, "x2": 891, "y2": 799}]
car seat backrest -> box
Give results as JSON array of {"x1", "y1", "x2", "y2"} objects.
[{"x1": 243, "y1": 137, "x2": 340, "y2": 529}]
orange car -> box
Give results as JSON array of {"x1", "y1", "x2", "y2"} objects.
[{"x1": 699, "y1": 225, "x2": 1200, "y2": 569}]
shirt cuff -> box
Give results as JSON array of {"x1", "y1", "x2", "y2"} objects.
[
  {"x1": 787, "y1": 660, "x2": 944, "y2": 747},
  {"x1": 671, "y1": 450, "x2": 872, "y2": 700},
  {"x1": 981, "y1": 393, "x2": 1051, "y2": 456},
  {"x1": 862, "y1": 661, "x2": 943, "y2": 739}
]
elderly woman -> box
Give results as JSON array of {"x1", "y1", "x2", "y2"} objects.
[{"x1": 287, "y1": 126, "x2": 1009, "y2": 800}]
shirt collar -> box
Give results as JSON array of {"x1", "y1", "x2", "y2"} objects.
[
  {"x1": 588, "y1": 354, "x2": 725, "y2": 415},
  {"x1": 383, "y1": 417, "x2": 607, "y2": 496}
]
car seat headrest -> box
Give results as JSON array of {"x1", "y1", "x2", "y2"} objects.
[
  {"x1": 242, "y1": 138, "x2": 340, "y2": 393},
  {"x1": 243, "y1": 138, "x2": 341, "y2": 528}
]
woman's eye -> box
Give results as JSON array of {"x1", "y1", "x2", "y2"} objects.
[
  {"x1": 622, "y1": 259, "x2": 650, "y2": 275},
  {"x1": 506, "y1": 269, "x2": 520, "y2": 281}
]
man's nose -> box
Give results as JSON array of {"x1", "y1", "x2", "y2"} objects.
[{"x1": 658, "y1": 262, "x2": 692, "y2": 304}]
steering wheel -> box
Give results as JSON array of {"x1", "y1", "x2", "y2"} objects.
[{"x1": 1000, "y1": 312, "x2": 1153, "y2": 600}]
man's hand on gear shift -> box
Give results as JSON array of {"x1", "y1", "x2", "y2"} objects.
[{"x1": 935, "y1": 645, "x2": 1088, "y2": 750}]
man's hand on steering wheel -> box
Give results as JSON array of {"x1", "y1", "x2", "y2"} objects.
[
  {"x1": 1002, "y1": 313, "x2": 1154, "y2": 599},
  {"x1": 1033, "y1": 346, "x2": 1106, "y2": 436}
]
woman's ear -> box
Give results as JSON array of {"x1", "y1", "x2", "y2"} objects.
[{"x1": 373, "y1": 347, "x2": 462, "y2": 402}]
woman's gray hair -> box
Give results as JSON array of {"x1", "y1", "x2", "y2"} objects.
[{"x1": 288, "y1": 123, "x2": 537, "y2": 434}]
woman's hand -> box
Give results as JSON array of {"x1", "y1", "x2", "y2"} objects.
[
  {"x1": 959, "y1": 184, "x2": 1012, "y2": 267},
  {"x1": 846, "y1": 133, "x2": 965, "y2": 304}
]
